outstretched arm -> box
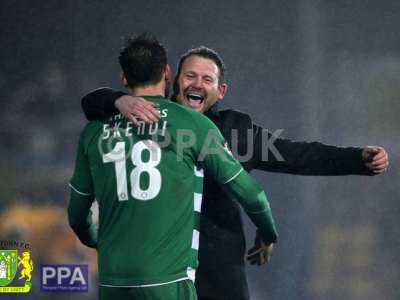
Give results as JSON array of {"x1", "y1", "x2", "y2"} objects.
[{"x1": 253, "y1": 125, "x2": 388, "y2": 176}]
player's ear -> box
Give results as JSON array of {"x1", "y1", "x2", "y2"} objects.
[
  {"x1": 217, "y1": 83, "x2": 228, "y2": 100},
  {"x1": 164, "y1": 64, "x2": 172, "y2": 82},
  {"x1": 121, "y1": 72, "x2": 128, "y2": 87}
]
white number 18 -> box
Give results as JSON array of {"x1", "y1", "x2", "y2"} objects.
[{"x1": 102, "y1": 140, "x2": 162, "y2": 201}]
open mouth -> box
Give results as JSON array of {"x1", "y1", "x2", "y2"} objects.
[
  {"x1": 185, "y1": 92, "x2": 205, "y2": 109},
  {"x1": 187, "y1": 93, "x2": 204, "y2": 103}
]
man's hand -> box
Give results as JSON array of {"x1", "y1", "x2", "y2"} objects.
[
  {"x1": 246, "y1": 230, "x2": 274, "y2": 266},
  {"x1": 362, "y1": 146, "x2": 389, "y2": 174},
  {"x1": 115, "y1": 95, "x2": 161, "y2": 125}
]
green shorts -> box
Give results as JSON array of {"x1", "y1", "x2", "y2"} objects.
[{"x1": 99, "y1": 279, "x2": 197, "y2": 300}]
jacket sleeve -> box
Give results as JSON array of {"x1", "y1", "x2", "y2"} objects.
[
  {"x1": 81, "y1": 87, "x2": 126, "y2": 121},
  {"x1": 252, "y1": 124, "x2": 373, "y2": 176}
]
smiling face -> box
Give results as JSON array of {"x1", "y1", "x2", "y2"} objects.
[{"x1": 175, "y1": 55, "x2": 227, "y2": 112}]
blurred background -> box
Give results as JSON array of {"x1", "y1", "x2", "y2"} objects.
[{"x1": 0, "y1": 1, "x2": 398, "y2": 299}]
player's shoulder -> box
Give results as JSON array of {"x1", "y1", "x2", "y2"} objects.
[
  {"x1": 82, "y1": 120, "x2": 103, "y2": 135},
  {"x1": 79, "y1": 121, "x2": 104, "y2": 148},
  {"x1": 164, "y1": 100, "x2": 216, "y2": 128},
  {"x1": 146, "y1": 96, "x2": 196, "y2": 119},
  {"x1": 185, "y1": 107, "x2": 217, "y2": 129},
  {"x1": 161, "y1": 98, "x2": 193, "y2": 115}
]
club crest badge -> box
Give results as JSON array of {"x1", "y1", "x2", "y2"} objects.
[{"x1": 0, "y1": 249, "x2": 33, "y2": 293}]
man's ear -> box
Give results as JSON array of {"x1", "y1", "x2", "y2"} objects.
[
  {"x1": 218, "y1": 83, "x2": 228, "y2": 100},
  {"x1": 121, "y1": 72, "x2": 128, "y2": 87},
  {"x1": 164, "y1": 64, "x2": 172, "y2": 82}
]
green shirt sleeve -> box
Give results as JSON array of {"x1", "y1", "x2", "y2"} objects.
[
  {"x1": 193, "y1": 114, "x2": 243, "y2": 184},
  {"x1": 224, "y1": 171, "x2": 278, "y2": 243},
  {"x1": 192, "y1": 113, "x2": 277, "y2": 243},
  {"x1": 68, "y1": 130, "x2": 97, "y2": 248},
  {"x1": 69, "y1": 127, "x2": 94, "y2": 195}
]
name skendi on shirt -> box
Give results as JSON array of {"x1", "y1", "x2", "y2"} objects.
[{"x1": 102, "y1": 109, "x2": 169, "y2": 139}]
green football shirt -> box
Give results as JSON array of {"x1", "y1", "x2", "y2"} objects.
[{"x1": 69, "y1": 95, "x2": 276, "y2": 287}]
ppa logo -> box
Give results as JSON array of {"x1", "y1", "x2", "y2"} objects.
[{"x1": 40, "y1": 264, "x2": 88, "y2": 292}]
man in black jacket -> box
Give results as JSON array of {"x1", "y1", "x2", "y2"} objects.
[{"x1": 81, "y1": 46, "x2": 389, "y2": 300}]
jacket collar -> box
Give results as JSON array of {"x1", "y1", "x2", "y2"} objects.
[{"x1": 204, "y1": 102, "x2": 220, "y2": 121}]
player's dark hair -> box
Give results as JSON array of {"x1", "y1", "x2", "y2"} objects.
[
  {"x1": 171, "y1": 46, "x2": 226, "y2": 100},
  {"x1": 119, "y1": 33, "x2": 167, "y2": 89}
]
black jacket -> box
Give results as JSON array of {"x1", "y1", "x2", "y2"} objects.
[{"x1": 81, "y1": 88, "x2": 372, "y2": 300}]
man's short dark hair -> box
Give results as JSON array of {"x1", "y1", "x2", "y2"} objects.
[
  {"x1": 172, "y1": 46, "x2": 226, "y2": 100},
  {"x1": 119, "y1": 33, "x2": 167, "y2": 89}
]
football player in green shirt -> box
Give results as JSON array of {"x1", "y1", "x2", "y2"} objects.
[{"x1": 68, "y1": 33, "x2": 277, "y2": 300}]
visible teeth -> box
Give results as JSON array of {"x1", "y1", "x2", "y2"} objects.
[{"x1": 187, "y1": 93, "x2": 204, "y2": 102}]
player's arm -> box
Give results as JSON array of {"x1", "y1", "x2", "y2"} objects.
[
  {"x1": 68, "y1": 131, "x2": 97, "y2": 248},
  {"x1": 194, "y1": 115, "x2": 278, "y2": 244},
  {"x1": 224, "y1": 170, "x2": 277, "y2": 244},
  {"x1": 252, "y1": 124, "x2": 388, "y2": 175},
  {"x1": 68, "y1": 190, "x2": 97, "y2": 248},
  {"x1": 81, "y1": 87, "x2": 160, "y2": 124}
]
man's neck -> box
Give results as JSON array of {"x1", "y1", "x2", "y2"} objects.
[{"x1": 130, "y1": 82, "x2": 165, "y2": 97}]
